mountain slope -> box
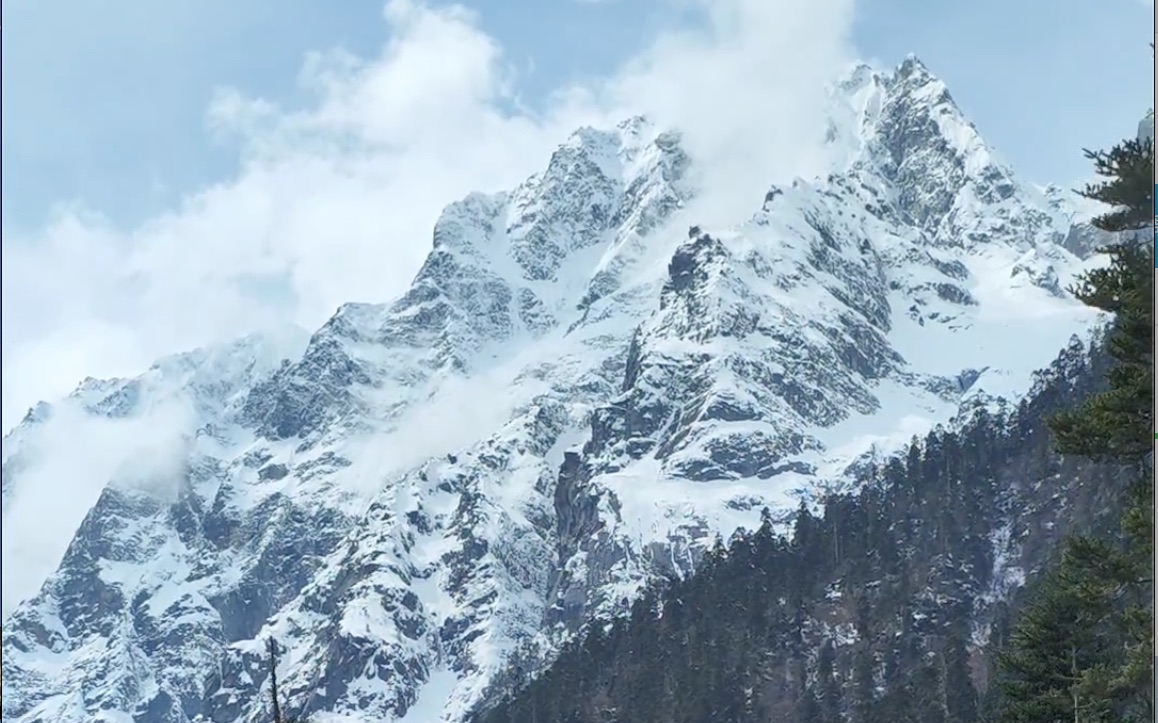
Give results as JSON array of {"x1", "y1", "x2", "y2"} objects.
[
  {"x1": 474, "y1": 334, "x2": 1133, "y2": 723},
  {"x1": 1, "y1": 57, "x2": 1110, "y2": 723}
]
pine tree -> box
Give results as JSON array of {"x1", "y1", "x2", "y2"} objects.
[
  {"x1": 943, "y1": 619, "x2": 978, "y2": 723},
  {"x1": 998, "y1": 122, "x2": 1154, "y2": 721},
  {"x1": 1049, "y1": 237, "x2": 1152, "y2": 462},
  {"x1": 798, "y1": 684, "x2": 824, "y2": 723},
  {"x1": 1060, "y1": 128, "x2": 1153, "y2": 722},
  {"x1": 851, "y1": 642, "x2": 878, "y2": 723},
  {"x1": 816, "y1": 639, "x2": 843, "y2": 721},
  {"x1": 998, "y1": 569, "x2": 1116, "y2": 722}
]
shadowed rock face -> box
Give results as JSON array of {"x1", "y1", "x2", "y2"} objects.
[{"x1": 0, "y1": 63, "x2": 1130, "y2": 723}]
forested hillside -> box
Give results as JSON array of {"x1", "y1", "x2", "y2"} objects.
[
  {"x1": 472, "y1": 335, "x2": 1128, "y2": 723},
  {"x1": 473, "y1": 130, "x2": 1153, "y2": 723}
]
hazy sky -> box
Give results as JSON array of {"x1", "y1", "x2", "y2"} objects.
[
  {"x1": 1, "y1": 0, "x2": 1153, "y2": 431},
  {"x1": 3, "y1": 0, "x2": 1150, "y2": 228}
]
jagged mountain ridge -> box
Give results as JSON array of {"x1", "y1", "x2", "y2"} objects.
[{"x1": 1, "y1": 57, "x2": 1109, "y2": 723}]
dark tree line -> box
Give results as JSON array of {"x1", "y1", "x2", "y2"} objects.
[{"x1": 472, "y1": 346, "x2": 1126, "y2": 722}]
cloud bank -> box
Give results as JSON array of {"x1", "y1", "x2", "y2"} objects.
[
  {"x1": 1, "y1": 397, "x2": 196, "y2": 617},
  {"x1": 1, "y1": 0, "x2": 856, "y2": 434}
]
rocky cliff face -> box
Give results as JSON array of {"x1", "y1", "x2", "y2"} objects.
[{"x1": 1, "y1": 58, "x2": 1111, "y2": 722}]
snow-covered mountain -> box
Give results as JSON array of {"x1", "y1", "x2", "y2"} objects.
[{"x1": 1, "y1": 57, "x2": 1114, "y2": 722}]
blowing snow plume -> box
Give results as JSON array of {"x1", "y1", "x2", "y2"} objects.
[
  {"x1": 2, "y1": 395, "x2": 196, "y2": 619},
  {"x1": 604, "y1": 0, "x2": 857, "y2": 225}
]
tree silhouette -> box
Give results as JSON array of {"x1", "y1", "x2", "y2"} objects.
[{"x1": 267, "y1": 637, "x2": 305, "y2": 723}]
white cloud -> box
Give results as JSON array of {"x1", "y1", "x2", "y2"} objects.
[
  {"x1": 0, "y1": 0, "x2": 855, "y2": 436},
  {"x1": 2, "y1": 397, "x2": 196, "y2": 618},
  {"x1": 603, "y1": 0, "x2": 855, "y2": 224}
]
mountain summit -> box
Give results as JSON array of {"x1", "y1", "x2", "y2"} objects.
[{"x1": 1, "y1": 58, "x2": 1108, "y2": 722}]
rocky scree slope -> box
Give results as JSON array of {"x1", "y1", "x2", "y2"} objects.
[{"x1": 0, "y1": 57, "x2": 1111, "y2": 723}]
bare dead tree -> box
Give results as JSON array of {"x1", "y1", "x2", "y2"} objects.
[
  {"x1": 267, "y1": 637, "x2": 285, "y2": 723},
  {"x1": 265, "y1": 637, "x2": 311, "y2": 722}
]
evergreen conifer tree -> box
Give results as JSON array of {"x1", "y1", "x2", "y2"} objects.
[{"x1": 998, "y1": 122, "x2": 1154, "y2": 721}]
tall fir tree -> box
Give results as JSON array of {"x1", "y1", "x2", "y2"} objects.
[
  {"x1": 998, "y1": 123, "x2": 1154, "y2": 721},
  {"x1": 999, "y1": 569, "x2": 1117, "y2": 721},
  {"x1": 943, "y1": 618, "x2": 979, "y2": 723}
]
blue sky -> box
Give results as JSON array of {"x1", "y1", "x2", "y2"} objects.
[
  {"x1": 0, "y1": 0, "x2": 1153, "y2": 431},
  {"x1": 3, "y1": 0, "x2": 1151, "y2": 229}
]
